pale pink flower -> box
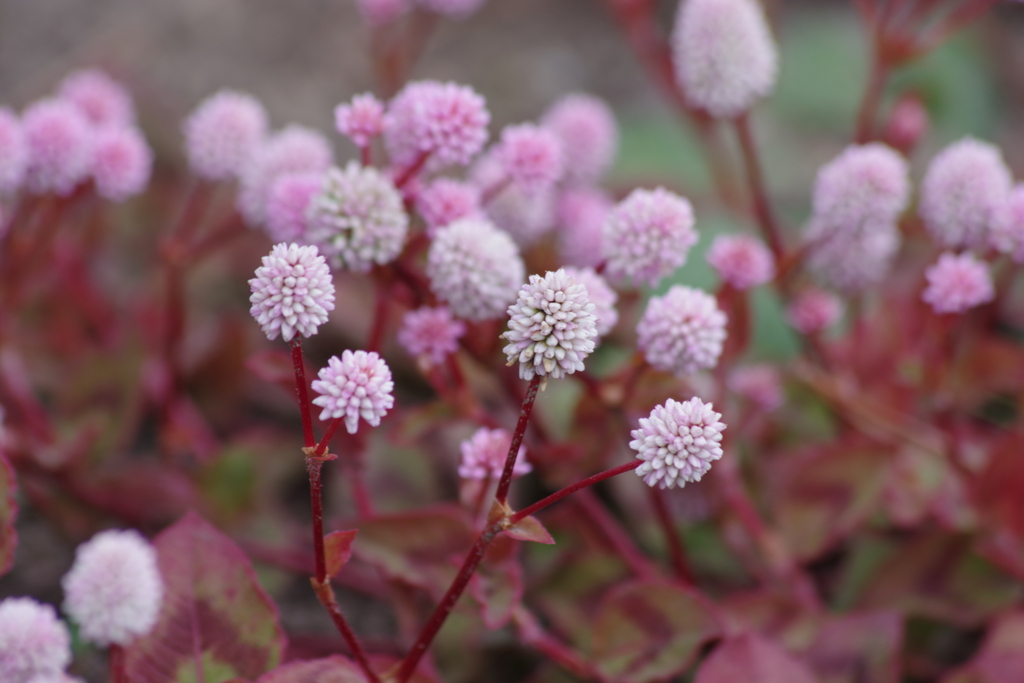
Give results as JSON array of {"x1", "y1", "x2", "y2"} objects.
[
  {"x1": 21, "y1": 99, "x2": 93, "y2": 196},
  {"x1": 602, "y1": 187, "x2": 697, "y2": 288},
  {"x1": 248, "y1": 243, "x2": 336, "y2": 342},
  {"x1": 495, "y1": 123, "x2": 564, "y2": 194},
  {"x1": 91, "y1": 126, "x2": 153, "y2": 202},
  {"x1": 62, "y1": 530, "x2": 163, "y2": 646},
  {"x1": 706, "y1": 234, "x2": 775, "y2": 290},
  {"x1": 922, "y1": 252, "x2": 994, "y2": 314},
  {"x1": 264, "y1": 171, "x2": 323, "y2": 243},
  {"x1": 556, "y1": 186, "x2": 613, "y2": 268},
  {"x1": 503, "y1": 268, "x2": 598, "y2": 381},
  {"x1": 458, "y1": 427, "x2": 530, "y2": 480},
  {"x1": 58, "y1": 69, "x2": 134, "y2": 128},
  {"x1": 883, "y1": 95, "x2": 929, "y2": 155},
  {"x1": 311, "y1": 350, "x2": 395, "y2": 434},
  {"x1": 238, "y1": 125, "x2": 333, "y2": 226},
  {"x1": 920, "y1": 138, "x2": 1012, "y2": 249},
  {"x1": 398, "y1": 306, "x2": 466, "y2": 366},
  {"x1": 357, "y1": 0, "x2": 408, "y2": 25},
  {"x1": 0, "y1": 598, "x2": 71, "y2": 683},
  {"x1": 672, "y1": 0, "x2": 778, "y2": 118},
  {"x1": 991, "y1": 185, "x2": 1024, "y2": 263},
  {"x1": 415, "y1": 178, "x2": 482, "y2": 236},
  {"x1": 630, "y1": 398, "x2": 726, "y2": 489},
  {"x1": 729, "y1": 364, "x2": 783, "y2": 411},
  {"x1": 471, "y1": 151, "x2": 554, "y2": 247},
  {"x1": 383, "y1": 81, "x2": 490, "y2": 170},
  {"x1": 427, "y1": 217, "x2": 525, "y2": 321},
  {"x1": 541, "y1": 93, "x2": 618, "y2": 185},
  {"x1": 184, "y1": 90, "x2": 269, "y2": 181},
  {"x1": 563, "y1": 266, "x2": 618, "y2": 337},
  {"x1": 335, "y1": 93, "x2": 385, "y2": 149},
  {"x1": 785, "y1": 288, "x2": 843, "y2": 333},
  {"x1": 637, "y1": 285, "x2": 726, "y2": 375},
  {"x1": 0, "y1": 108, "x2": 27, "y2": 193}
]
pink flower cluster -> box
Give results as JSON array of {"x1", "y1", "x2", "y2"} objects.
[
  {"x1": 630, "y1": 398, "x2": 726, "y2": 489},
  {"x1": 248, "y1": 243, "x2": 336, "y2": 342},
  {"x1": 384, "y1": 81, "x2": 490, "y2": 171},
  {"x1": 706, "y1": 234, "x2": 775, "y2": 290},
  {"x1": 922, "y1": 252, "x2": 993, "y2": 315},
  {"x1": 602, "y1": 187, "x2": 697, "y2": 288},
  {"x1": 398, "y1": 306, "x2": 466, "y2": 366},
  {"x1": 311, "y1": 350, "x2": 395, "y2": 434},
  {"x1": 637, "y1": 285, "x2": 727, "y2": 376},
  {"x1": 458, "y1": 427, "x2": 531, "y2": 480}
]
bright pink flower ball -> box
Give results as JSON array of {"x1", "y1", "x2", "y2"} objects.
[
  {"x1": 602, "y1": 187, "x2": 697, "y2": 288},
  {"x1": 991, "y1": 185, "x2": 1024, "y2": 263},
  {"x1": 398, "y1": 306, "x2": 466, "y2": 366},
  {"x1": 184, "y1": 90, "x2": 269, "y2": 182},
  {"x1": 785, "y1": 289, "x2": 843, "y2": 333},
  {"x1": 384, "y1": 81, "x2": 490, "y2": 170},
  {"x1": 238, "y1": 125, "x2": 333, "y2": 226},
  {"x1": 311, "y1": 350, "x2": 395, "y2": 434},
  {"x1": 0, "y1": 598, "x2": 71, "y2": 683},
  {"x1": 541, "y1": 93, "x2": 618, "y2": 185},
  {"x1": 415, "y1": 178, "x2": 482, "y2": 236},
  {"x1": 91, "y1": 126, "x2": 153, "y2": 202},
  {"x1": 495, "y1": 123, "x2": 564, "y2": 194},
  {"x1": 21, "y1": 98, "x2": 93, "y2": 196},
  {"x1": 556, "y1": 187, "x2": 613, "y2": 268},
  {"x1": 922, "y1": 252, "x2": 994, "y2": 315},
  {"x1": 637, "y1": 285, "x2": 727, "y2": 375},
  {"x1": 706, "y1": 233, "x2": 775, "y2": 290},
  {"x1": 335, "y1": 93, "x2": 385, "y2": 149},
  {"x1": 0, "y1": 108, "x2": 27, "y2": 194},
  {"x1": 458, "y1": 427, "x2": 530, "y2": 480},
  {"x1": 58, "y1": 69, "x2": 134, "y2": 128},
  {"x1": 264, "y1": 171, "x2": 324, "y2": 243}
]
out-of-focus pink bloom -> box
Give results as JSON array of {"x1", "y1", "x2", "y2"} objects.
[
  {"x1": 426, "y1": 217, "x2": 525, "y2": 321},
  {"x1": 919, "y1": 137, "x2": 1012, "y2": 249},
  {"x1": 706, "y1": 233, "x2": 775, "y2": 290},
  {"x1": 417, "y1": 0, "x2": 488, "y2": 19},
  {"x1": 729, "y1": 364, "x2": 783, "y2": 412},
  {"x1": 184, "y1": 90, "x2": 269, "y2": 182},
  {"x1": 470, "y1": 151, "x2": 555, "y2": 247},
  {"x1": 91, "y1": 127, "x2": 153, "y2": 202},
  {"x1": 357, "y1": 0, "x2": 408, "y2": 25},
  {"x1": 494, "y1": 123, "x2": 564, "y2": 194},
  {"x1": 398, "y1": 306, "x2": 466, "y2": 366},
  {"x1": 672, "y1": 0, "x2": 778, "y2": 118},
  {"x1": 0, "y1": 108, "x2": 27, "y2": 194},
  {"x1": 415, "y1": 178, "x2": 482, "y2": 236},
  {"x1": 311, "y1": 350, "x2": 395, "y2": 434},
  {"x1": 556, "y1": 187, "x2": 613, "y2": 268},
  {"x1": 785, "y1": 288, "x2": 843, "y2": 333},
  {"x1": 21, "y1": 99, "x2": 93, "y2": 196},
  {"x1": 264, "y1": 171, "x2": 323, "y2": 243},
  {"x1": 991, "y1": 185, "x2": 1024, "y2": 263},
  {"x1": 458, "y1": 427, "x2": 530, "y2": 480},
  {"x1": 883, "y1": 95, "x2": 929, "y2": 155},
  {"x1": 383, "y1": 81, "x2": 490, "y2": 171},
  {"x1": 637, "y1": 285, "x2": 727, "y2": 375},
  {"x1": 922, "y1": 252, "x2": 994, "y2": 314},
  {"x1": 238, "y1": 125, "x2": 333, "y2": 226},
  {"x1": 0, "y1": 598, "x2": 71, "y2": 683},
  {"x1": 541, "y1": 93, "x2": 618, "y2": 185},
  {"x1": 58, "y1": 69, "x2": 134, "y2": 128},
  {"x1": 563, "y1": 266, "x2": 618, "y2": 337},
  {"x1": 335, "y1": 93, "x2": 385, "y2": 149},
  {"x1": 602, "y1": 187, "x2": 697, "y2": 288},
  {"x1": 631, "y1": 398, "x2": 725, "y2": 489},
  {"x1": 248, "y1": 243, "x2": 336, "y2": 342}
]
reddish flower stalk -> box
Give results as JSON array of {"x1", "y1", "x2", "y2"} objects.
[
  {"x1": 360, "y1": 145, "x2": 372, "y2": 167},
  {"x1": 394, "y1": 151, "x2": 431, "y2": 189},
  {"x1": 509, "y1": 460, "x2": 641, "y2": 525},
  {"x1": 647, "y1": 486, "x2": 695, "y2": 585},
  {"x1": 109, "y1": 643, "x2": 127, "y2": 683},
  {"x1": 733, "y1": 113, "x2": 786, "y2": 262},
  {"x1": 291, "y1": 338, "x2": 315, "y2": 449},
  {"x1": 494, "y1": 375, "x2": 542, "y2": 505},
  {"x1": 571, "y1": 488, "x2": 659, "y2": 580},
  {"x1": 367, "y1": 278, "x2": 392, "y2": 353}
]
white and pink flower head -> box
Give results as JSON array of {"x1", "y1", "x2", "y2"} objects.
[
  {"x1": 398, "y1": 306, "x2": 466, "y2": 366},
  {"x1": 58, "y1": 69, "x2": 134, "y2": 129},
  {"x1": 415, "y1": 178, "x2": 482, "y2": 236},
  {"x1": 335, "y1": 93, "x2": 385, "y2": 149},
  {"x1": 458, "y1": 427, "x2": 530, "y2": 480},
  {"x1": 541, "y1": 93, "x2": 618, "y2": 185},
  {"x1": 184, "y1": 90, "x2": 269, "y2": 182},
  {"x1": 637, "y1": 285, "x2": 727, "y2": 376},
  {"x1": 21, "y1": 98, "x2": 93, "y2": 196},
  {"x1": 706, "y1": 234, "x2": 775, "y2": 290},
  {"x1": 91, "y1": 126, "x2": 153, "y2": 202},
  {"x1": 384, "y1": 80, "x2": 489, "y2": 171},
  {"x1": 495, "y1": 123, "x2": 565, "y2": 194},
  {"x1": 922, "y1": 252, "x2": 994, "y2": 315},
  {"x1": 631, "y1": 398, "x2": 726, "y2": 489},
  {"x1": 249, "y1": 243, "x2": 336, "y2": 342},
  {"x1": 602, "y1": 187, "x2": 697, "y2": 288},
  {"x1": 0, "y1": 598, "x2": 71, "y2": 683},
  {"x1": 311, "y1": 350, "x2": 395, "y2": 434}
]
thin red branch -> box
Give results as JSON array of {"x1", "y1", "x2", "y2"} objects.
[
  {"x1": 648, "y1": 486, "x2": 695, "y2": 585},
  {"x1": 509, "y1": 460, "x2": 642, "y2": 525},
  {"x1": 494, "y1": 375, "x2": 542, "y2": 504},
  {"x1": 291, "y1": 338, "x2": 316, "y2": 449},
  {"x1": 734, "y1": 113, "x2": 786, "y2": 261}
]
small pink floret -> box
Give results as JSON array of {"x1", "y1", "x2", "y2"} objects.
[
  {"x1": 637, "y1": 285, "x2": 726, "y2": 375},
  {"x1": 556, "y1": 187, "x2": 613, "y2": 268},
  {"x1": 58, "y1": 69, "x2": 134, "y2": 128},
  {"x1": 238, "y1": 125, "x2": 333, "y2": 226},
  {"x1": 384, "y1": 81, "x2": 490, "y2": 170},
  {"x1": 541, "y1": 93, "x2": 618, "y2": 185},
  {"x1": 91, "y1": 126, "x2": 153, "y2": 202},
  {"x1": 458, "y1": 427, "x2": 530, "y2": 480},
  {"x1": 495, "y1": 123, "x2": 565, "y2": 194},
  {"x1": 785, "y1": 289, "x2": 843, "y2": 333},
  {"x1": 922, "y1": 252, "x2": 994, "y2": 315},
  {"x1": 0, "y1": 597, "x2": 71, "y2": 683},
  {"x1": 398, "y1": 306, "x2": 466, "y2": 366},
  {"x1": 706, "y1": 234, "x2": 775, "y2": 290},
  {"x1": 264, "y1": 171, "x2": 324, "y2": 243},
  {"x1": 729, "y1": 364, "x2": 783, "y2": 412},
  {"x1": 311, "y1": 350, "x2": 395, "y2": 434},
  {"x1": 335, "y1": 93, "x2": 385, "y2": 149},
  {"x1": 990, "y1": 185, "x2": 1024, "y2": 263},
  {"x1": 248, "y1": 243, "x2": 336, "y2": 342},
  {"x1": 21, "y1": 98, "x2": 93, "y2": 197},
  {"x1": 415, "y1": 178, "x2": 482, "y2": 236}
]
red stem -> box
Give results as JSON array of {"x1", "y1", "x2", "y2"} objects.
[
  {"x1": 494, "y1": 375, "x2": 542, "y2": 504},
  {"x1": 316, "y1": 417, "x2": 345, "y2": 456},
  {"x1": 648, "y1": 486, "x2": 695, "y2": 585},
  {"x1": 734, "y1": 113, "x2": 786, "y2": 262},
  {"x1": 291, "y1": 339, "x2": 316, "y2": 449},
  {"x1": 395, "y1": 151, "x2": 431, "y2": 189},
  {"x1": 509, "y1": 460, "x2": 642, "y2": 525},
  {"x1": 572, "y1": 487, "x2": 659, "y2": 580},
  {"x1": 360, "y1": 146, "x2": 372, "y2": 167},
  {"x1": 109, "y1": 643, "x2": 127, "y2": 683},
  {"x1": 367, "y1": 279, "x2": 391, "y2": 353},
  {"x1": 308, "y1": 459, "x2": 329, "y2": 583}
]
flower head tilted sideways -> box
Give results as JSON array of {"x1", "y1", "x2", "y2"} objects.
[
  {"x1": 458, "y1": 427, "x2": 531, "y2": 480},
  {"x1": 305, "y1": 162, "x2": 409, "y2": 272},
  {"x1": 631, "y1": 398, "x2": 726, "y2": 489},
  {"x1": 311, "y1": 350, "x2": 395, "y2": 434},
  {"x1": 249, "y1": 243, "x2": 336, "y2": 342},
  {"x1": 637, "y1": 285, "x2": 727, "y2": 376},
  {"x1": 602, "y1": 187, "x2": 697, "y2": 288},
  {"x1": 61, "y1": 529, "x2": 163, "y2": 647},
  {"x1": 0, "y1": 598, "x2": 71, "y2": 683},
  {"x1": 502, "y1": 268, "x2": 599, "y2": 381},
  {"x1": 671, "y1": 0, "x2": 778, "y2": 119}
]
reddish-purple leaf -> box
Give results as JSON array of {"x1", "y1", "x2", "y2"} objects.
[
  {"x1": 470, "y1": 535, "x2": 523, "y2": 629},
  {"x1": 942, "y1": 610, "x2": 1024, "y2": 683},
  {"x1": 591, "y1": 580, "x2": 721, "y2": 683},
  {"x1": 325, "y1": 530, "x2": 357, "y2": 578},
  {"x1": 503, "y1": 515, "x2": 555, "y2": 545},
  {"x1": 124, "y1": 511, "x2": 286, "y2": 683},
  {"x1": 695, "y1": 633, "x2": 819, "y2": 683},
  {"x1": 254, "y1": 656, "x2": 367, "y2": 683},
  {"x1": 802, "y1": 611, "x2": 902, "y2": 683},
  {"x1": 0, "y1": 449, "x2": 17, "y2": 577}
]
